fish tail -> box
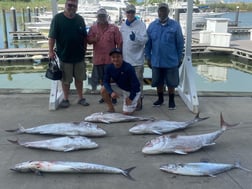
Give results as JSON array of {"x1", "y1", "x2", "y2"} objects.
[
  {"x1": 5, "y1": 124, "x2": 25, "y2": 133},
  {"x1": 186, "y1": 112, "x2": 209, "y2": 125},
  {"x1": 122, "y1": 166, "x2": 136, "y2": 180},
  {"x1": 234, "y1": 161, "x2": 251, "y2": 172},
  {"x1": 7, "y1": 138, "x2": 20, "y2": 145},
  {"x1": 220, "y1": 113, "x2": 241, "y2": 131}
]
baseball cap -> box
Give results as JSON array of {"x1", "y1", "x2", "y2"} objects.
[
  {"x1": 125, "y1": 4, "x2": 136, "y2": 12},
  {"x1": 158, "y1": 3, "x2": 169, "y2": 10},
  {"x1": 97, "y1": 8, "x2": 107, "y2": 15},
  {"x1": 109, "y1": 48, "x2": 122, "y2": 56}
]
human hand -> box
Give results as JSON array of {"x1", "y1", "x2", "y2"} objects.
[
  {"x1": 125, "y1": 97, "x2": 132, "y2": 106},
  {"x1": 48, "y1": 51, "x2": 55, "y2": 59},
  {"x1": 147, "y1": 60, "x2": 152, "y2": 69},
  {"x1": 129, "y1": 31, "x2": 135, "y2": 41},
  {"x1": 111, "y1": 91, "x2": 119, "y2": 99}
]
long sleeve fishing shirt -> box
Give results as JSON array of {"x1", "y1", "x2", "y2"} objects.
[
  {"x1": 87, "y1": 23, "x2": 122, "y2": 65},
  {"x1": 120, "y1": 19, "x2": 148, "y2": 66},
  {"x1": 103, "y1": 61, "x2": 140, "y2": 100},
  {"x1": 145, "y1": 18, "x2": 184, "y2": 68}
]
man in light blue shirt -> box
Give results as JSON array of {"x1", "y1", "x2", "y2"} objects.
[{"x1": 145, "y1": 3, "x2": 184, "y2": 110}]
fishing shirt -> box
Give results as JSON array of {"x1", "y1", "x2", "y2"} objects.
[
  {"x1": 48, "y1": 12, "x2": 87, "y2": 63},
  {"x1": 103, "y1": 61, "x2": 140, "y2": 100},
  {"x1": 145, "y1": 18, "x2": 184, "y2": 68},
  {"x1": 87, "y1": 23, "x2": 122, "y2": 65},
  {"x1": 120, "y1": 19, "x2": 148, "y2": 66}
]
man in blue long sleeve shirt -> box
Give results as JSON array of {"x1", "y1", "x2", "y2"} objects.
[
  {"x1": 145, "y1": 3, "x2": 184, "y2": 110},
  {"x1": 101, "y1": 48, "x2": 141, "y2": 115}
]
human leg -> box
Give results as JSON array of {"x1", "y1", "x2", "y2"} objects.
[
  {"x1": 134, "y1": 65, "x2": 144, "y2": 110},
  {"x1": 74, "y1": 61, "x2": 89, "y2": 106},
  {"x1": 100, "y1": 86, "x2": 115, "y2": 112}
]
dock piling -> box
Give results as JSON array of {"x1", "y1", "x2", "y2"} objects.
[{"x1": 1, "y1": 9, "x2": 8, "y2": 48}]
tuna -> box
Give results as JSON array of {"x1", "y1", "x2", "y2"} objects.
[
  {"x1": 10, "y1": 160, "x2": 136, "y2": 180},
  {"x1": 129, "y1": 112, "x2": 209, "y2": 135},
  {"x1": 5, "y1": 122, "x2": 106, "y2": 137},
  {"x1": 84, "y1": 112, "x2": 152, "y2": 124},
  {"x1": 8, "y1": 136, "x2": 98, "y2": 152},
  {"x1": 160, "y1": 161, "x2": 251, "y2": 177},
  {"x1": 142, "y1": 113, "x2": 240, "y2": 155}
]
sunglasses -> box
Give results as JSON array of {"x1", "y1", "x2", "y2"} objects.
[
  {"x1": 67, "y1": 3, "x2": 77, "y2": 8},
  {"x1": 126, "y1": 11, "x2": 135, "y2": 14}
]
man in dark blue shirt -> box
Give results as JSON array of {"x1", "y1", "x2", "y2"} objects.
[{"x1": 101, "y1": 48, "x2": 141, "y2": 115}]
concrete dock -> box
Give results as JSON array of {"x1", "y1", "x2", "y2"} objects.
[{"x1": 0, "y1": 92, "x2": 252, "y2": 189}]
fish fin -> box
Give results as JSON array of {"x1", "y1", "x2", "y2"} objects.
[
  {"x1": 234, "y1": 161, "x2": 251, "y2": 172},
  {"x1": 63, "y1": 147, "x2": 75, "y2": 152},
  {"x1": 208, "y1": 174, "x2": 216, "y2": 177},
  {"x1": 33, "y1": 170, "x2": 43, "y2": 176},
  {"x1": 185, "y1": 112, "x2": 210, "y2": 126},
  {"x1": 220, "y1": 113, "x2": 241, "y2": 131},
  {"x1": 174, "y1": 150, "x2": 187, "y2": 155},
  {"x1": 204, "y1": 142, "x2": 216, "y2": 146},
  {"x1": 152, "y1": 130, "x2": 163, "y2": 135},
  {"x1": 5, "y1": 125, "x2": 25, "y2": 133},
  {"x1": 101, "y1": 119, "x2": 110, "y2": 124},
  {"x1": 122, "y1": 166, "x2": 136, "y2": 181}
]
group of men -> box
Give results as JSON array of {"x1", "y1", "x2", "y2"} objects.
[{"x1": 48, "y1": 0, "x2": 184, "y2": 115}]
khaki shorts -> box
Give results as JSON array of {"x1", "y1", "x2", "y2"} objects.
[
  {"x1": 111, "y1": 84, "x2": 141, "y2": 113},
  {"x1": 60, "y1": 61, "x2": 86, "y2": 84}
]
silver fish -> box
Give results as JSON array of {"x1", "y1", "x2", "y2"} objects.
[
  {"x1": 160, "y1": 161, "x2": 251, "y2": 177},
  {"x1": 11, "y1": 160, "x2": 136, "y2": 180},
  {"x1": 84, "y1": 112, "x2": 152, "y2": 124},
  {"x1": 5, "y1": 121, "x2": 106, "y2": 137},
  {"x1": 142, "y1": 113, "x2": 240, "y2": 155},
  {"x1": 129, "y1": 112, "x2": 209, "y2": 135},
  {"x1": 8, "y1": 136, "x2": 98, "y2": 152}
]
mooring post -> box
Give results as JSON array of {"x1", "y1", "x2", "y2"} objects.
[
  {"x1": 1, "y1": 9, "x2": 8, "y2": 48},
  {"x1": 27, "y1": 6, "x2": 31, "y2": 22},
  {"x1": 10, "y1": 6, "x2": 18, "y2": 40},
  {"x1": 235, "y1": 6, "x2": 240, "y2": 26},
  {"x1": 34, "y1": 7, "x2": 39, "y2": 22},
  {"x1": 22, "y1": 8, "x2": 26, "y2": 31}
]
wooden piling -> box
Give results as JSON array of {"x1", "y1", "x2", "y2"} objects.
[
  {"x1": 1, "y1": 9, "x2": 8, "y2": 48},
  {"x1": 10, "y1": 7, "x2": 18, "y2": 40},
  {"x1": 27, "y1": 7, "x2": 31, "y2": 22}
]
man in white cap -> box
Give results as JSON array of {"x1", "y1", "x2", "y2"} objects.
[
  {"x1": 145, "y1": 3, "x2": 184, "y2": 110},
  {"x1": 87, "y1": 8, "x2": 122, "y2": 104},
  {"x1": 120, "y1": 4, "x2": 148, "y2": 111}
]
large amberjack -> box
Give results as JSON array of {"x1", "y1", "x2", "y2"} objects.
[
  {"x1": 84, "y1": 112, "x2": 152, "y2": 124},
  {"x1": 8, "y1": 136, "x2": 98, "y2": 152},
  {"x1": 142, "y1": 113, "x2": 240, "y2": 155},
  {"x1": 160, "y1": 161, "x2": 251, "y2": 177},
  {"x1": 129, "y1": 112, "x2": 209, "y2": 135},
  {"x1": 5, "y1": 122, "x2": 106, "y2": 137},
  {"x1": 11, "y1": 160, "x2": 136, "y2": 180}
]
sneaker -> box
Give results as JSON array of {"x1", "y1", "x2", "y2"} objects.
[
  {"x1": 112, "y1": 98, "x2": 117, "y2": 104},
  {"x1": 99, "y1": 98, "x2": 105, "y2": 103},
  {"x1": 60, "y1": 99, "x2": 70, "y2": 108},
  {"x1": 78, "y1": 98, "x2": 89, "y2": 106},
  {"x1": 152, "y1": 99, "x2": 164, "y2": 106}
]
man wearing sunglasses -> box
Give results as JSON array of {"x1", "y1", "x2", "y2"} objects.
[
  {"x1": 120, "y1": 4, "x2": 148, "y2": 111},
  {"x1": 48, "y1": 0, "x2": 89, "y2": 108}
]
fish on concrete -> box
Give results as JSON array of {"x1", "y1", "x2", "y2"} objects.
[
  {"x1": 84, "y1": 112, "x2": 153, "y2": 124},
  {"x1": 8, "y1": 136, "x2": 98, "y2": 152},
  {"x1": 129, "y1": 112, "x2": 209, "y2": 135},
  {"x1": 10, "y1": 160, "x2": 136, "y2": 180},
  {"x1": 142, "y1": 113, "x2": 240, "y2": 155},
  {"x1": 5, "y1": 121, "x2": 106, "y2": 137},
  {"x1": 160, "y1": 161, "x2": 251, "y2": 177}
]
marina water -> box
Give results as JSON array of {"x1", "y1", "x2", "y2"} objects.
[{"x1": 0, "y1": 11, "x2": 252, "y2": 92}]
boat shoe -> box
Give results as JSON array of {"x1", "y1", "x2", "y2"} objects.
[{"x1": 78, "y1": 98, "x2": 89, "y2": 106}]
